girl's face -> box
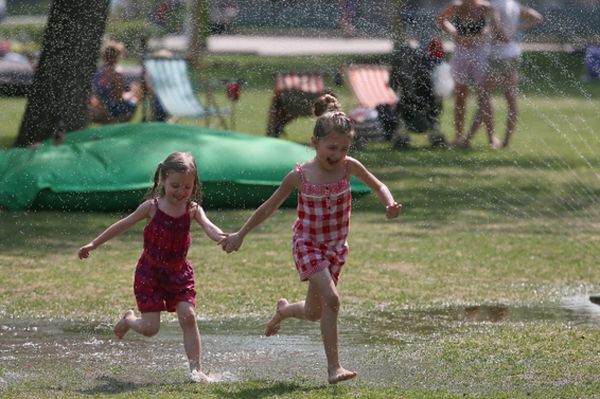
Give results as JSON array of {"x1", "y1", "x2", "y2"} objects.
[
  {"x1": 163, "y1": 171, "x2": 196, "y2": 205},
  {"x1": 312, "y1": 132, "x2": 352, "y2": 171}
]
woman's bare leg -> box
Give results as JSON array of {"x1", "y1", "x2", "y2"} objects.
[
  {"x1": 452, "y1": 84, "x2": 469, "y2": 145},
  {"x1": 477, "y1": 84, "x2": 501, "y2": 148},
  {"x1": 503, "y1": 70, "x2": 520, "y2": 147},
  {"x1": 465, "y1": 76, "x2": 497, "y2": 146}
]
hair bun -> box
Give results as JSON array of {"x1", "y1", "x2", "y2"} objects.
[{"x1": 314, "y1": 94, "x2": 341, "y2": 117}]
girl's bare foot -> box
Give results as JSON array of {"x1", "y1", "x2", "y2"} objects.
[
  {"x1": 265, "y1": 298, "x2": 288, "y2": 336},
  {"x1": 190, "y1": 369, "x2": 213, "y2": 383},
  {"x1": 113, "y1": 309, "x2": 134, "y2": 339},
  {"x1": 328, "y1": 367, "x2": 358, "y2": 384}
]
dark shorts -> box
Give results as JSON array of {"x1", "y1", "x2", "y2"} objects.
[{"x1": 134, "y1": 259, "x2": 196, "y2": 313}]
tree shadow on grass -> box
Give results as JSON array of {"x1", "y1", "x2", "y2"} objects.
[
  {"x1": 76, "y1": 376, "x2": 158, "y2": 395},
  {"x1": 351, "y1": 144, "x2": 600, "y2": 222},
  {"x1": 78, "y1": 379, "x2": 334, "y2": 398},
  {"x1": 211, "y1": 381, "x2": 338, "y2": 399},
  {"x1": 358, "y1": 144, "x2": 600, "y2": 171},
  {"x1": 354, "y1": 178, "x2": 600, "y2": 224}
]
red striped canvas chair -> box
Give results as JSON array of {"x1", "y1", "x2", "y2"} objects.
[
  {"x1": 266, "y1": 72, "x2": 332, "y2": 138},
  {"x1": 342, "y1": 64, "x2": 398, "y2": 109},
  {"x1": 273, "y1": 72, "x2": 324, "y2": 95}
]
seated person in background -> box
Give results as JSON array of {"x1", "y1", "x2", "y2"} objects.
[
  {"x1": 90, "y1": 40, "x2": 142, "y2": 124},
  {"x1": 583, "y1": 46, "x2": 600, "y2": 82},
  {"x1": 0, "y1": 40, "x2": 30, "y2": 64}
]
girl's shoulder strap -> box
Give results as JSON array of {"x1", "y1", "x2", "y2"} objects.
[
  {"x1": 143, "y1": 198, "x2": 159, "y2": 220},
  {"x1": 295, "y1": 162, "x2": 305, "y2": 182},
  {"x1": 189, "y1": 201, "x2": 199, "y2": 219}
]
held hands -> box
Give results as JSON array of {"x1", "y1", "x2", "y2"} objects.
[
  {"x1": 78, "y1": 243, "x2": 96, "y2": 259},
  {"x1": 386, "y1": 202, "x2": 402, "y2": 220},
  {"x1": 218, "y1": 232, "x2": 244, "y2": 253}
]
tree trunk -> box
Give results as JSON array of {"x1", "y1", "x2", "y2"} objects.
[
  {"x1": 14, "y1": 0, "x2": 110, "y2": 147},
  {"x1": 391, "y1": 0, "x2": 407, "y2": 52},
  {"x1": 187, "y1": 0, "x2": 209, "y2": 69}
]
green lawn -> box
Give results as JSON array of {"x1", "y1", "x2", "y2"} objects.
[{"x1": 1, "y1": 52, "x2": 600, "y2": 398}]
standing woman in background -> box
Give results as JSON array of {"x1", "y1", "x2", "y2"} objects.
[
  {"x1": 436, "y1": 0, "x2": 502, "y2": 149},
  {"x1": 465, "y1": 0, "x2": 542, "y2": 148}
]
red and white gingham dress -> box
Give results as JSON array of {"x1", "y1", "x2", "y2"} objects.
[{"x1": 292, "y1": 163, "x2": 351, "y2": 285}]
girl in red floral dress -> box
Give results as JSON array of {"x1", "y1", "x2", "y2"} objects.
[
  {"x1": 220, "y1": 95, "x2": 402, "y2": 384},
  {"x1": 79, "y1": 152, "x2": 225, "y2": 383}
]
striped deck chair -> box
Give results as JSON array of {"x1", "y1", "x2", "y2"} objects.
[
  {"x1": 274, "y1": 72, "x2": 324, "y2": 95},
  {"x1": 144, "y1": 57, "x2": 229, "y2": 127},
  {"x1": 341, "y1": 64, "x2": 399, "y2": 146},
  {"x1": 344, "y1": 62, "x2": 447, "y2": 149},
  {"x1": 342, "y1": 64, "x2": 398, "y2": 109},
  {"x1": 266, "y1": 72, "x2": 332, "y2": 138}
]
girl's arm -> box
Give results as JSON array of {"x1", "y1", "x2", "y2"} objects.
[
  {"x1": 347, "y1": 157, "x2": 402, "y2": 219},
  {"x1": 193, "y1": 204, "x2": 225, "y2": 242},
  {"x1": 221, "y1": 169, "x2": 300, "y2": 252},
  {"x1": 78, "y1": 200, "x2": 152, "y2": 259}
]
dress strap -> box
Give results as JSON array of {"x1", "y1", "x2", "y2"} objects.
[
  {"x1": 147, "y1": 197, "x2": 159, "y2": 219},
  {"x1": 343, "y1": 158, "x2": 351, "y2": 180},
  {"x1": 296, "y1": 163, "x2": 305, "y2": 183}
]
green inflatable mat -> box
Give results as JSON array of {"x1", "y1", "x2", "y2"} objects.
[{"x1": 0, "y1": 123, "x2": 370, "y2": 211}]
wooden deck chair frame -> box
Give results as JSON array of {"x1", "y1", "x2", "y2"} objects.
[
  {"x1": 266, "y1": 71, "x2": 331, "y2": 138},
  {"x1": 144, "y1": 57, "x2": 230, "y2": 128}
]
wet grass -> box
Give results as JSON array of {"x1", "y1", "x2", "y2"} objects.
[{"x1": 1, "y1": 52, "x2": 600, "y2": 397}]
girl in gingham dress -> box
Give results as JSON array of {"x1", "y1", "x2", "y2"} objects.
[
  {"x1": 79, "y1": 152, "x2": 226, "y2": 383},
  {"x1": 220, "y1": 95, "x2": 401, "y2": 384}
]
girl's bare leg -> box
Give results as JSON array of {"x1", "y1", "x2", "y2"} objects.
[
  {"x1": 265, "y1": 269, "x2": 329, "y2": 335},
  {"x1": 265, "y1": 299, "x2": 291, "y2": 336},
  {"x1": 307, "y1": 269, "x2": 357, "y2": 384},
  {"x1": 114, "y1": 309, "x2": 160, "y2": 339},
  {"x1": 265, "y1": 269, "x2": 356, "y2": 383},
  {"x1": 176, "y1": 301, "x2": 210, "y2": 382}
]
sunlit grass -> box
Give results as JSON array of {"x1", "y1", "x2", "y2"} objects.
[{"x1": 1, "y1": 51, "x2": 600, "y2": 398}]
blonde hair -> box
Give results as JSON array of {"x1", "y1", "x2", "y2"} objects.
[
  {"x1": 313, "y1": 94, "x2": 354, "y2": 139},
  {"x1": 146, "y1": 152, "x2": 202, "y2": 204}
]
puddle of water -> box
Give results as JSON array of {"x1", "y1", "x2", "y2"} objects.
[
  {"x1": 343, "y1": 297, "x2": 600, "y2": 347},
  {"x1": 1, "y1": 297, "x2": 599, "y2": 392}
]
